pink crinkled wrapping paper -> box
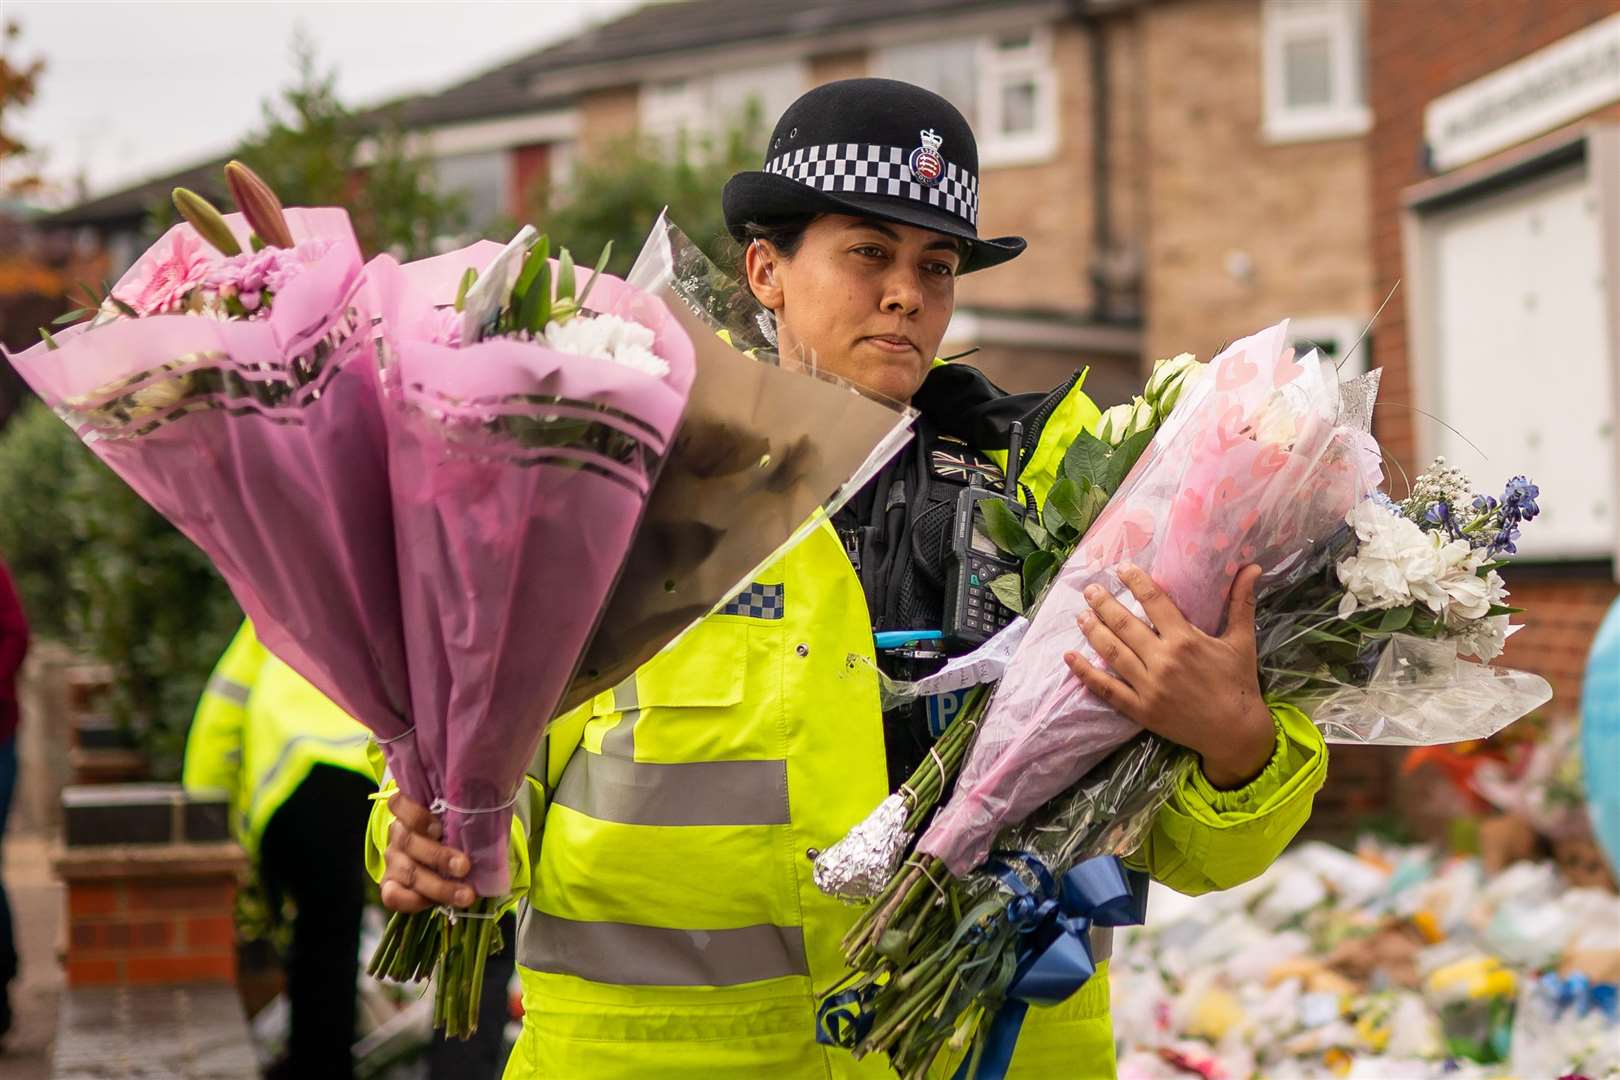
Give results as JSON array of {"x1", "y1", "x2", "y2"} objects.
[
  {"x1": 5, "y1": 208, "x2": 433, "y2": 807},
  {"x1": 369, "y1": 250, "x2": 693, "y2": 895},
  {"x1": 920, "y1": 322, "x2": 1384, "y2": 875}
]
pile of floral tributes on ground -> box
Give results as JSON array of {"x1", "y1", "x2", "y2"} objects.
[{"x1": 1109, "y1": 796, "x2": 1619, "y2": 1080}]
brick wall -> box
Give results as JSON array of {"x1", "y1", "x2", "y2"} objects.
[
  {"x1": 54, "y1": 785, "x2": 246, "y2": 989},
  {"x1": 809, "y1": 50, "x2": 866, "y2": 85},
  {"x1": 578, "y1": 85, "x2": 641, "y2": 160},
  {"x1": 65, "y1": 874, "x2": 239, "y2": 986},
  {"x1": 958, "y1": 21, "x2": 1098, "y2": 316},
  {"x1": 1140, "y1": 0, "x2": 1374, "y2": 365}
]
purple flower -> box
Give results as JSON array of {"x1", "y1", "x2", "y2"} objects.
[
  {"x1": 1472, "y1": 494, "x2": 1498, "y2": 514},
  {"x1": 1502, "y1": 476, "x2": 1540, "y2": 522}
]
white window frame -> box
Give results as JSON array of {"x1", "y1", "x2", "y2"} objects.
[
  {"x1": 1262, "y1": 0, "x2": 1371, "y2": 144},
  {"x1": 1288, "y1": 315, "x2": 1369, "y2": 379},
  {"x1": 639, "y1": 77, "x2": 705, "y2": 147},
  {"x1": 876, "y1": 25, "x2": 1060, "y2": 170},
  {"x1": 977, "y1": 26, "x2": 1059, "y2": 168}
]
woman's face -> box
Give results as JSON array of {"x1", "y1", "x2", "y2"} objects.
[{"x1": 744, "y1": 214, "x2": 962, "y2": 404}]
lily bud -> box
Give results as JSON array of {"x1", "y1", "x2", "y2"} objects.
[
  {"x1": 1144, "y1": 352, "x2": 1198, "y2": 408},
  {"x1": 171, "y1": 188, "x2": 241, "y2": 256},
  {"x1": 224, "y1": 160, "x2": 294, "y2": 249}
]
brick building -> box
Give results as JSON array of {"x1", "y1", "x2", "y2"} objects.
[
  {"x1": 1367, "y1": 0, "x2": 1620, "y2": 712},
  {"x1": 45, "y1": 0, "x2": 1377, "y2": 405},
  {"x1": 63, "y1": 0, "x2": 1620, "y2": 826}
]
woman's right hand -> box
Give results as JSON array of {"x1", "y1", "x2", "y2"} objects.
[{"x1": 380, "y1": 792, "x2": 476, "y2": 913}]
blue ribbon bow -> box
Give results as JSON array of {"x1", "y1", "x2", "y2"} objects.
[
  {"x1": 955, "y1": 853, "x2": 1149, "y2": 1080},
  {"x1": 816, "y1": 981, "x2": 877, "y2": 1049}
]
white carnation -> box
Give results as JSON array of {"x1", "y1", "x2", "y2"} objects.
[
  {"x1": 1337, "y1": 499, "x2": 1502, "y2": 624},
  {"x1": 542, "y1": 313, "x2": 670, "y2": 378},
  {"x1": 1454, "y1": 613, "x2": 1517, "y2": 663}
]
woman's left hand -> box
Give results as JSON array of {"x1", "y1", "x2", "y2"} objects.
[{"x1": 1064, "y1": 562, "x2": 1275, "y2": 789}]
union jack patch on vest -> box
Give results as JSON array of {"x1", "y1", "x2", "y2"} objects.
[{"x1": 931, "y1": 445, "x2": 1004, "y2": 485}]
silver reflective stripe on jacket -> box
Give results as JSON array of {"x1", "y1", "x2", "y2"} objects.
[
  {"x1": 518, "y1": 910, "x2": 809, "y2": 986},
  {"x1": 206, "y1": 675, "x2": 251, "y2": 705},
  {"x1": 517, "y1": 676, "x2": 801, "y2": 983}
]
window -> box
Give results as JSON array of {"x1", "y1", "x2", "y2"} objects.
[
  {"x1": 878, "y1": 27, "x2": 1058, "y2": 168},
  {"x1": 1262, "y1": 0, "x2": 1370, "y2": 143},
  {"x1": 431, "y1": 150, "x2": 507, "y2": 233},
  {"x1": 639, "y1": 63, "x2": 808, "y2": 151},
  {"x1": 639, "y1": 78, "x2": 705, "y2": 147},
  {"x1": 1287, "y1": 316, "x2": 1369, "y2": 380}
]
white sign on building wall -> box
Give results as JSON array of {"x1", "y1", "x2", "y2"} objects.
[{"x1": 1425, "y1": 13, "x2": 1620, "y2": 171}]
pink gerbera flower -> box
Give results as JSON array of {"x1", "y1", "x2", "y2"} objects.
[{"x1": 116, "y1": 230, "x2": 215, "y2": 315}]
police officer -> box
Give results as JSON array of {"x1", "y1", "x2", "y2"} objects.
[{"x1": 373, "y1": 79, "x2": 1327, "y2": 1078}]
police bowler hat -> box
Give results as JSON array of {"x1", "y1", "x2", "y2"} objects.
[{"x1": 722, "y1": 78, "x2": 1026, "y2": 273}]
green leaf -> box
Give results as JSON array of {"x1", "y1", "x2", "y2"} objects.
[
  {"x1": 52, "y1": 308, "x2": 94, "y2": 325},
  {"x1": 988, "y1": 573, "x2": 1025, "y2": 615},
  {"x1": 519, "y1": 259, "x2": 552, "y2": 332},
  {"x1": 514, "y1": 235, "x2": 550, "y2": 301},
  {"x1": 454, "y1": 267, "x2": 477, "y2": 312},
  {"x1": 980, "y1": 498, "x2": 1036, "y2": 558},
  {"x1": 575, "y1": 241, "x2": 614, "y2": 311},
  {"x1": 1061, "y1": 427, "x2": 1155, "y2": 496},
  {"x1": 1062, "y1": 431, "x2": 1114, "y2": 491},
  {"x1": 1042, "y1": 476, "x2": 1085, "y2": 535},
  {"x1": 1303, "y1": 626, "x2": 1362, "y2": 649},
  {"x1": 75, "y1": 280, "x2": 102, "y2": 308},
  {"x1": 249, "y1": 233, "x2": 266, "y2": 252},
  {"x1": 1487, "y1": 604, "x2": 1524, "y2": 617},
  {"x1": 556, "y1": 248, "x2": 576, "y2": 305},
  {"x1": 109, "y1": 296, "x2": 140, "y2": 319},
  {"x1": 1022, "y1": 549, "x2": 1059, "y2": 603},
  {"x1": 1022, "y1": 513, "x2": 1049, "y2": 550},
  {"x1": 1073, "y1": 479, "x2": 1110, "y2": 536},
  {"x1": 38, "y1": 327, "x2": 59, "y2": 350},
  {"x1": 1107, "y1": 428, "x2": 1155, "y2": 490},
  {"x1": 1377, "y1": 606, "x2": 1415, "y2": 633}
]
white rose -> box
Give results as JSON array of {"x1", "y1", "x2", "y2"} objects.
[
  {"x1": 1096, "y1": 402, "x2": 1134, "y2": 446},
  {"x1": 1145, "y1": 352, "x2": 1198, "y2": 407}
]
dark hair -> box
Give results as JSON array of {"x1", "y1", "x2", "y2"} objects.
[{"x1": 736, "y1": 215, "x2": 819, "y2": 262}]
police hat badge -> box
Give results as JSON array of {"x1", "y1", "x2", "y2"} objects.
[{"x1": 908, "y1": 128, "x2": 947, "y2": 187}]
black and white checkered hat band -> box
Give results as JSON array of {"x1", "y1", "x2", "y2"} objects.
[{"x1": 763, "y1": 144, "x2": 980, "y2": 228}]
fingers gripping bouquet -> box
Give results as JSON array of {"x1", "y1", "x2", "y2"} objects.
[
  {"x1": 3, "y1": 162, "x2": 428, "y2": 799},
  {"x1": 815, "y1": 324, "x2": 1552, "y2": 1079}
]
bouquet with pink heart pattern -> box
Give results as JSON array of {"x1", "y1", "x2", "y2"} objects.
[{"x1": 919, "y1": 321, "x2": 1382, "y2": 874}]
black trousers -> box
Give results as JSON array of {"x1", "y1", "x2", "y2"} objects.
[{"x1": 260, "y1": 764, "x2": 375, "y2": 1079}]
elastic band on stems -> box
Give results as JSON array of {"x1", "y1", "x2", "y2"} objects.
[
  {"x1": 375, "y1": 727, "x2": 416, "y2": 745},
  {"x1": 428, "y1": 789, "x2": 521, "y2": 817}
]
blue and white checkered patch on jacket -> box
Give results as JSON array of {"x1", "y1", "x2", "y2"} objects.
[{"x1": 720, "y1": 582, "x2": 784, "y2": 620}]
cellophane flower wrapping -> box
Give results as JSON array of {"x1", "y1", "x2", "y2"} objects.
[
  {"x1": 920, "y1": 321, "x2": 1384, "y2": 875},
  {"x1": 368, "y1": 249, "x2": 695, "y2": 896},
  {"x1": 4, "y1": 208, "x2": 432, "y2": 805}
]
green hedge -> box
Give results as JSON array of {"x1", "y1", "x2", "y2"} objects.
[{"x1": 0, "y1": 402, "x2": 239, "y2": 777}]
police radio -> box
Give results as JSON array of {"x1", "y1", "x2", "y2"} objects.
[{"x1": 942, "y1": 423, "x2": 1026, "y2": 647}]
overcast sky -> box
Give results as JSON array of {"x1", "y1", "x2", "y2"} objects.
[{"x1": 9, "y1": 1, "x2": 642, "y2": 199}]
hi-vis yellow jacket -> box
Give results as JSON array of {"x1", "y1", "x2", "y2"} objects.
[
  {"x1": 185, "y1": 620, "x2": 372, "y2": 854},
  {"x1": 366, "y1": 374, "x2": 1329, "y2": 1079}
]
